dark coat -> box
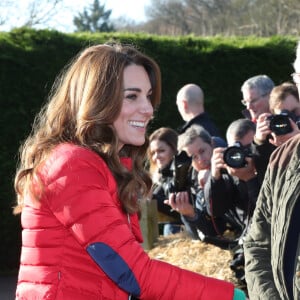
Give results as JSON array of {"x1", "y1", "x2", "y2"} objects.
[{"x1": 178, "y1": 112, "x2": 222, "y2": 137}]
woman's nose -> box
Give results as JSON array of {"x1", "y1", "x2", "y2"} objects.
[{"x1": 141, "y1": 98, "x2": 153, "y2": 116}]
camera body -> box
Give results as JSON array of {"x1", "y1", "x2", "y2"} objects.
[
  {"x1": 223, "y1": 142, "x2": 252, "y2": 168},
  {"x1": 162, "y1": 152, "x2": 193, "y2": 202},
  {"x1": 267, "y1": 110, "x2": 300, "y2": 136},
  {"x1": 170, "y1": 152, "x2": 192, "y2": 193},
  {"x1": 267, "y1": 111, "x2": 292, "y2": 136}
]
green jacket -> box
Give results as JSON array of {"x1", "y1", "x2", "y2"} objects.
[{"x1": 244, "y1": 134, "x2": 300, "y2": 300}]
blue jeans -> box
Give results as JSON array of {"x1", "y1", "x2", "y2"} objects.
[{"x1": 163, "y1": 223, "x2": 182, "y2": 236}]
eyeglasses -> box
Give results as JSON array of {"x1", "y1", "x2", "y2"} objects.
[
  {"x1": 291, "y1": 72, "x2": 300, "y2": 85},
  {"x1": 241, "y1": 93, "x2": 268, "y2": 106}
]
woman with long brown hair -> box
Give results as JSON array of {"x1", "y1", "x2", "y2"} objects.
[
  {"x1": 148, "y1": 127, "x2": 183, "y2": 235},
  {"x1": 14, "y1": 43, "x2": 245, "y2": 299}
]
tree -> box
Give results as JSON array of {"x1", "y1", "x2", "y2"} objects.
[
  {"x1": 143, "y1": 0, "x2": 300, "y2": 36},
  {"x1": 143, "y1": 0, "x2": 190, "y2": 35},
  {"x1": 0, "y1": 0, "x2": 64, "y2": 29},
  {"x1": 73, "y1": 0, "x2": 115, "y2": 32},
  {"x1": 0, "y1": 0, "x2": 14, "y2": 26},
  {"x1": 23, "y1": 0, "x2": 64, "y2": 27}
]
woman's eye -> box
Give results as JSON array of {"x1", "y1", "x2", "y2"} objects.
[{"x1": 126, "y1": 93, "x2": 137, "y2": 100}]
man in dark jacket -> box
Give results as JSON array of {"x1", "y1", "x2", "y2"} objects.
[
  {"x1": 175, "y1": 83, "x2": 226, "y2": 166},
  {"x1": 239, "y1": 75, "x2": 276, "y2": 184},
  {"x1": 176, "y1": 83, "x2": 222, "y2": 136},
  {"x1": 164, "y1": 124, "x2": 241, "y2": 247},
  {"x1": 204, "y1": 118, "x2": 260, "y2": 287}
]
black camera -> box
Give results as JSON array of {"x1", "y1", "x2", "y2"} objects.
[
  {"x1": 223, "y1": 142, "x2": 252, "y2": 168},
  {"x1": 161, "y1": 152, "x2": 192, "y2": 201},
  {"x1": 267, "y1": 110, "x2": 300, "y2": 135},
  {"x1": 267, "y1": 111, "x2": 293, "y2": 136},
  {"x1": 171, "y1": 152, "x2": 192, "y2": 192}
]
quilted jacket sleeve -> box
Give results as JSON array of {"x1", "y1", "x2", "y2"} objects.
[
  {"x1": 243, "y1": 164, "x2": 281, "y2": 299},
  {"x1": 43, "y1": 146, "x2": 235, "y2": 300}
]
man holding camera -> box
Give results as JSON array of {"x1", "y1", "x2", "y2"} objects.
[
  {"x1": 251, "y1": 105, "x2": 300, "y2": 184},
  {"x1": 262, "y1": 81, "x2": 300, "y2": 147},
  {"x1": 240, "y1": 75, "x2": 274, "y2": 123},
  {"x1": 164, "y1": 125, "x2": 243, "y2": 248},
  {"x1": 240, "y1": 74, "x2": 300, "y2": 184},
  {"x1": 204, "y1": 118, "x2": 260, "y2": 287},
  {"x1": 269, "y1": 82, "x2": 300, "y2": 119},
  {"x1": 240, "y1": 75, "x2": 276, "y2": 184}
]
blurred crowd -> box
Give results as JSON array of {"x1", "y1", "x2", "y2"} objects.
[{"x1": 147, "y1": 74, "x2": 300, "y2": 295}]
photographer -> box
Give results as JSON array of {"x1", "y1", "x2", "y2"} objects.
[
  {"x1": 267, "y1": 81, "x2": 300, "y2": 146},
  {"x1": 252, "y1": 83, "x2": 300, "y2": 184},
  {"x1": 207, "y1": 119, "x2": 259, "y2": 219},
  {"x1": 164, "y1": 125, "x2": 242, "y2": 248},
  {"x1": 204, "y1": 119, "x2": 260, "y2": 286},
  {"x1": 240, "y1": 75, "x2": 275, "y2": 184}
]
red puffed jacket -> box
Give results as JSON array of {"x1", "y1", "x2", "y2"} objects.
[{"x1": 16, "y1": 143, "x2": 234, "y2": 300}]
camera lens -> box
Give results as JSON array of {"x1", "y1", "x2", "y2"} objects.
[
  {"x1": 223, "y1": 146, "x2": 246, "y2": 168},
  {"x1": 269, "y1": 114, "x2": 293, "y2": 136}
]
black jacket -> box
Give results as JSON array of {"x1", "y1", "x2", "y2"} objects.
[
  {"x1": 151, "y1": 162, "x2": 182, "y2": 222},
  {"x1": 178, "y1": 112, "x2": 222, "y2": 136},
  {"x1": 181, "y1": 169, "x2": 245, "y2": 248},
  {"x1": 204, "y1": 171, "x2": 260, "y2": 239}
]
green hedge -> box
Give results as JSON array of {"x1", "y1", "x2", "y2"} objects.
[{"x1": 0, "y1": 27, "x2": 297, "y2": 271}]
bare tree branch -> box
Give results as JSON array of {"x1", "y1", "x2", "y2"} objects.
[
  {"x1": 23, "y1": 0, "x2": 64, "y2": 27},
  {"x1": 0, "y1": 0, "x2": 15, "y2": 26}
]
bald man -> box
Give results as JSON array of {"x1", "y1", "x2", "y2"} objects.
[{"x1": 176, "y1": 83, "x2": 222, "y2": 137}]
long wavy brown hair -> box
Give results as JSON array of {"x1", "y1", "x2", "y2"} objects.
[
  {"x1": 147, "y1": 127, "x2": 178, "y2": 175},
  {"x1": 14, "y1": 43, "x2": 161, "y2": 214}
]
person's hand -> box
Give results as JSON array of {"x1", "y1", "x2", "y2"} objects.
[
  {"x1": 254, "y1": 112, "x2": 272, "y2": 143},
  {"x1": 226, "y1": 157, "x2": 257, "y2": 182},
  {"x1": 164, "y1": 192, "x2": 195, "y2": 218},
  {"x1": 211, "y1": 147, "x2": 226, "y2": 180},
  {"x1": 269, "y1": 118, "x2": 300, "y2": 147}
]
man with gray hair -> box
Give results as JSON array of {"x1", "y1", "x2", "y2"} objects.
[
  {"x1": 241, "y1": 75, "x2": 276, "y2": 184},
  {"x1": 240, "y1": 74, "x2": 274, "y2": 122}
]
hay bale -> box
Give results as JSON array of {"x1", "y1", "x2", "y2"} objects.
[{"x1": 147, "y1": 232, "x2": 238, "y2": 284}]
